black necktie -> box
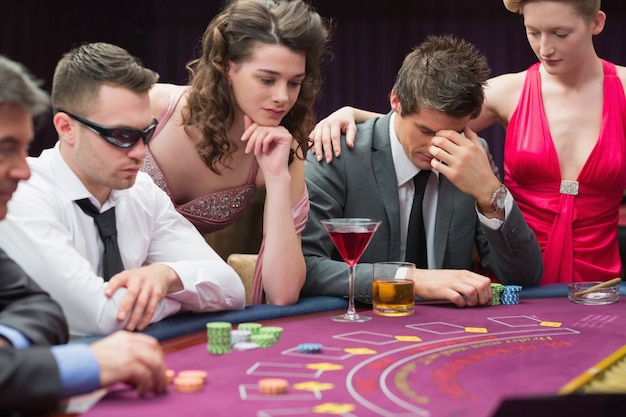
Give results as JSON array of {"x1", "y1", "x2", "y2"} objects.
[
  {"x1": 75, "y1": 198, "x2": 124, "y2": 281},
  {"x1": 405, "y1": 170, "x2": 430, "y2": 268}
]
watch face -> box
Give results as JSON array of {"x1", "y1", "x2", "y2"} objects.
[{"x1": 494, "y1": 186, "x2": 507, "y2": 210}]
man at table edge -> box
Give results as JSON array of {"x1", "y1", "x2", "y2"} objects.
[
  {"x1": 300, "y1": 35, "x2": 543, "y2": 307},
  {"x1": 0, "y1": 54, "x2": 167, "y2": 414}
]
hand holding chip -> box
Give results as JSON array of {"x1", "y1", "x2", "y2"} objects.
[{"x1": 90, "y1": 331, "x2": 168, "y2": 396}]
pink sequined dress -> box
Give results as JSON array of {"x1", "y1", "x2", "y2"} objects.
[
  {"x1": 505, "y1": 60, "x2": 626, "y2": 284},
  {"x1": 142, "y1": 85, "x2": 309, "y2": 303}
]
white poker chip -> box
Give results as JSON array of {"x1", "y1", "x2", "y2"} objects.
[{"x1": 233, "y1": 342, "x2": 259, "y2": 351}]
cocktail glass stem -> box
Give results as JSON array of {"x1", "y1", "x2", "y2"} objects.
[{"x1": 345, "y1": 264, "x2": 358, "y2": 319}]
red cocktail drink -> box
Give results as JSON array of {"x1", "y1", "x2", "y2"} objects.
[{"x1": 322, "y1": 218, "x2": 381, "y2": 322}]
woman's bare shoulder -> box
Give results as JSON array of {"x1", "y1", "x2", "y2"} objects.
[
  {"x1": 149, "y1": 83, "x2": 185, "y2": 113},
  {"x1": 476, "y1": 71, "x2": 527, "y2": 129},
  {"x1": 487, "y1": 71, "x2": 527, "y2": 95}
]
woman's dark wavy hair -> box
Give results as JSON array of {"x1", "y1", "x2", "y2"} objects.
[{"x1": 183, "y1": 0, "x2": 331, "y2": 173}]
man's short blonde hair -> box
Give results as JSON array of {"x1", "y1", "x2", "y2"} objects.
[{"x1": 503, "y1": 0, "x2": 600, "y2": 20}]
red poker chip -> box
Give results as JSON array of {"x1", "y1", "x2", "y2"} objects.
[
  {"x1": 258, "y1": 378, "x2": 288, "y2": 395},
  {"x1": 173, "y1": 376, "x2": 204, "y2": 394}
]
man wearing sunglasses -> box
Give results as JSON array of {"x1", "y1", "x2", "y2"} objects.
[
  {"x1": 0, "y1": 54, "x2": 170, "y2": 414},
  {"x1": 56, "y1": 109, "x2": 158, "y2": 149},
  {"x1": 0, "y1": 42, "x2": 246, "y2": 337}
]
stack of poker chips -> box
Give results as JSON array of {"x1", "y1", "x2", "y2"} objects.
[
  {"x1": 206, "y1": 321, "x2": 232, "y2": 355},
  {"x1": 490, "y1": 283, "x2": 505, "y2": 305},
  {"x1": 237, "y1": 323, "x2": 283, "y2": 349},
  {"x1": 250, "y1": 333, "x2": 275, "y2": 348},
  {"x1": 501, "y1": 285, "x2": 522, "y2": 305},
  {"x1": 206, "y1": 322, "x2": 284, "y2": 352},
  {"x1": 231, "y1": 329, "x2": 252, "y2": 347},
  {"x1": 165, "y1": 369, "x2": 208, "y2": 393},
  {"x1": 231, "y1": 327, "x2": 259, "y2": 351},
  {"x1": 238, "y1": 322, "x2": 262, "y2": 336},
  {"x1": 173, "y1": 370, "x2": 208, "y2": 394},
  {"x1": 259, "y1": 326, "x2": 283, "y2": 344}
]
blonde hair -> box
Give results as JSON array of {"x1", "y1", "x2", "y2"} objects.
[{"x1": 503, "y1": 0, "x2": 600, "y2": 20}]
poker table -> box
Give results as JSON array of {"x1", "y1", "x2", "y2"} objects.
[{"x1": 77, "y1": 284, "x2": 626, "y2": 417}]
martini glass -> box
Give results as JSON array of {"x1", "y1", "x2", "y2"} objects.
[{"x1": 321, "y1": 218, "x2": 381, "y2": 322}]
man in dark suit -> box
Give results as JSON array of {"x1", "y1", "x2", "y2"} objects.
[
  {"x1": 0, "y1": 55, "x2": 167, "y2": 415},
  {"x1": 301, "y1": 35, "x2": 543, "y2": 307}
]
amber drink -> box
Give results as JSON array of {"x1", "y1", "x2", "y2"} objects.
[{"x1": 373, "y1": 262, "x2": 416, "y2": 316}]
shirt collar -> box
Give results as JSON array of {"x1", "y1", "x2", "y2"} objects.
[{"x1": 48, "y1": 142, "x2": 123, "y2": 210}]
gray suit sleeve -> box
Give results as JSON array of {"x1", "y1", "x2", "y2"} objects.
[
  {"x1": 473, "y1": 140, "x2": 543, "y2": 285},
  {"x1": 0, "y1": 347, "x2": 62, "y2": 413},
  {"x1": 476, "y1": 202, "x2": 543, "y2": 285},
  {"x1": 0, "y1": 248, "x2": 67, "y2": 412},
  {"x1": 301, "y1": 150, "x2": 376, "y2": 302},
  {"x1": 0, "y1": 248, "x2": 69, "y2": 346}
]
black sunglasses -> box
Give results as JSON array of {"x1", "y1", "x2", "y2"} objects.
[{"x1": 57, "y1": 109, "x2": 158, "y2": 148}]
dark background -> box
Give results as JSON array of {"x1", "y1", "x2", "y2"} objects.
[{"x1": 2, "y1": 0, "x2": 625, "y2": 170}]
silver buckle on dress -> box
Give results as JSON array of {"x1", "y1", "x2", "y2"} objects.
[{"x1": 560, "y1": 180, "x2": 579, "y2": 196}]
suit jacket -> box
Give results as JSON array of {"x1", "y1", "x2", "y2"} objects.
[
  {"x1": 301, "y1": 113, "x2": 543, "y2": 302},
  {"x1": 0, "y1": 248, "x2": 69, "y2": 414}
]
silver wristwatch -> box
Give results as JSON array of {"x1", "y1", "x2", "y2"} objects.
[{"x1": 477, "y1": 184, "x2": 507, "y2": 214}]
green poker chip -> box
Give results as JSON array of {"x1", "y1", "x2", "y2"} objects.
[
  {"x1": 207, "y1": 343, "x2": 232, "y2": 355},
  {"x1": 250, "y1": 334, "x2": 275, "y2": 348},
  {"x1": 238, "y1": 322, "x2": 262, "y2": 335},
  {"x1": 259, "y1": 326, "x2": 283, "y2": 342},
  {"x1": 206, "y1": 321, "x2": 232, "y2": 330}
]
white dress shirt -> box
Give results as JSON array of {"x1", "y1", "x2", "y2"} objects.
[
  {"x1": 388, "y1": 113, "x2": 511, "y2": 268},
  {"x1": 0, "y1": 144, "x2": 245, "y2": 336}
]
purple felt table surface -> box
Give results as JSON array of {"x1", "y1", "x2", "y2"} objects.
[{"x1": 81, "y1": 297, "x2": 626, "y2": 417}]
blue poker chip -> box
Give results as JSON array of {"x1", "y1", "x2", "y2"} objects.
[
  {"x1": 501, "y1": 292, "x2": 520, "y2": 305},
  {"x1": 297, "y1": 343, "x2": 323, "y2": 354}
]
